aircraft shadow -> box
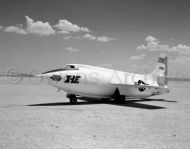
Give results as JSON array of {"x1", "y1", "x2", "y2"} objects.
[
  {"x1": 139, "y1": 98, "x2": 177, "y2": 103},
  {"x1": 28, "y1": 100, "x2": 102, "y2": 107},
  {"x1": 28, "y1": 97, "x2": 173, "y2": 110},
  {"x1": 108, "y1": 101, "x2": 165, "y2": 110}
]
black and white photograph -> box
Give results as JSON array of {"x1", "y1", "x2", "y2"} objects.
[{"x1": 0, "y1": 0, "x2": 190, "y2": 148}]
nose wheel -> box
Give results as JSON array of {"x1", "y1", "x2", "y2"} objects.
[{"x1": 67, "y1": 94, "x2": 77, "y2": 104}]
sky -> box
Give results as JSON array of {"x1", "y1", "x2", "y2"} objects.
[{"x1": 0, "y1": 0, "x2": 190, "y2": 77}]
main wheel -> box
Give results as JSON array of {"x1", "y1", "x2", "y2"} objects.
[
  {"x1": 113, "y1": 95, "x2": 125, "y2": 104},
  {"x1": 116, "y1": 95, "x2": 126, "y2": 104},
  {"x1": 112, "y1": 88, "x2": 126, "y2": 104}
]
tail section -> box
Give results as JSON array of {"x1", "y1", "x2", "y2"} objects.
[{"x1": 150, "y1": 54, "x2": 168, "y2": 86}]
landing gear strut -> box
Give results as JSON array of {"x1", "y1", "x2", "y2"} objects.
[
  {"x1": 112, "y1": 88, "x2": 126, "y2": 104},
  {"x1": 66, "y1": 94, "x2": 77, "y2": 104}
]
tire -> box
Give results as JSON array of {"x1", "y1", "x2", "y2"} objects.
[
  {"x1": 67, "y1": 94, "x2": 77, "y2": 104},
  {"x1": 112, "y1": 88, "x2": 126, "y2": 104},
  {"x1": 115, "y1": 95, "x2": 126, "y2": 104}
]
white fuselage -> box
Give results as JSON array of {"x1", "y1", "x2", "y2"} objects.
[{"x1": 40, "y1": 64, "x2": 169, "y2": 99}]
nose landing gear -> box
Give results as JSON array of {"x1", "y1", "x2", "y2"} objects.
[{"x1": 66, "y1": 94, "x2": 77, "y2": 104}]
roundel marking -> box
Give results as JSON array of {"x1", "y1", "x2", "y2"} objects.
[{"x1": 139, "y1": 86, "x2": 146, "y2": 92}]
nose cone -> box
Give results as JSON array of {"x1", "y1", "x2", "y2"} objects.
[
  {"x1": 35, "y1": 74, "x2": 47, "y2": 77},
  {"x1": 35, "y1": 73, "x2": 53, "y2": 77},
  {"x1": 35, "y1": 73, "x2": 63, "y2": 82},
  {"x1": 34, "y1": 74, "x2": 52, "y2": 81}
]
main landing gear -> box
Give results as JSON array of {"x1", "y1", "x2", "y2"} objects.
[
  {"x1": 66, "y1": 94, "x2": 77, "y2": 104},
  {"x1": 114, "y1": 95, "x2": 126, "y2": 104},
  {"x1": 112, "y1": 88, "x2": 126, "y2": 104}
]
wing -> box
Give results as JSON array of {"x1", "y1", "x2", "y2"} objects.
[{"x1": 113, "y1": 83, "x2": 168, "y2": 97}]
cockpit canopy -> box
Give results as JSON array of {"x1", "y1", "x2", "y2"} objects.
[
  {"x1": 64, "y1": 65, "x2": 79, "y2": 70},
  {"x1": 42, "y1": 64, "x2": 79, "y2": 74}
]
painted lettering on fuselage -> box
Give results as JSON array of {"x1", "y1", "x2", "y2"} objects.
[{"x1": 64, "y1": 75, "x2": 81, "y2": 84}]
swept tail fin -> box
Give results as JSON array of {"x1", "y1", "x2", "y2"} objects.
[{"x1": 150, "y1": 54, "x2": 168, "y2": 86}]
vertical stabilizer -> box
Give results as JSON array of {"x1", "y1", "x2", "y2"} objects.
[{"x1": 150, "y1": 53, "x2": 168, "y2": 86}]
